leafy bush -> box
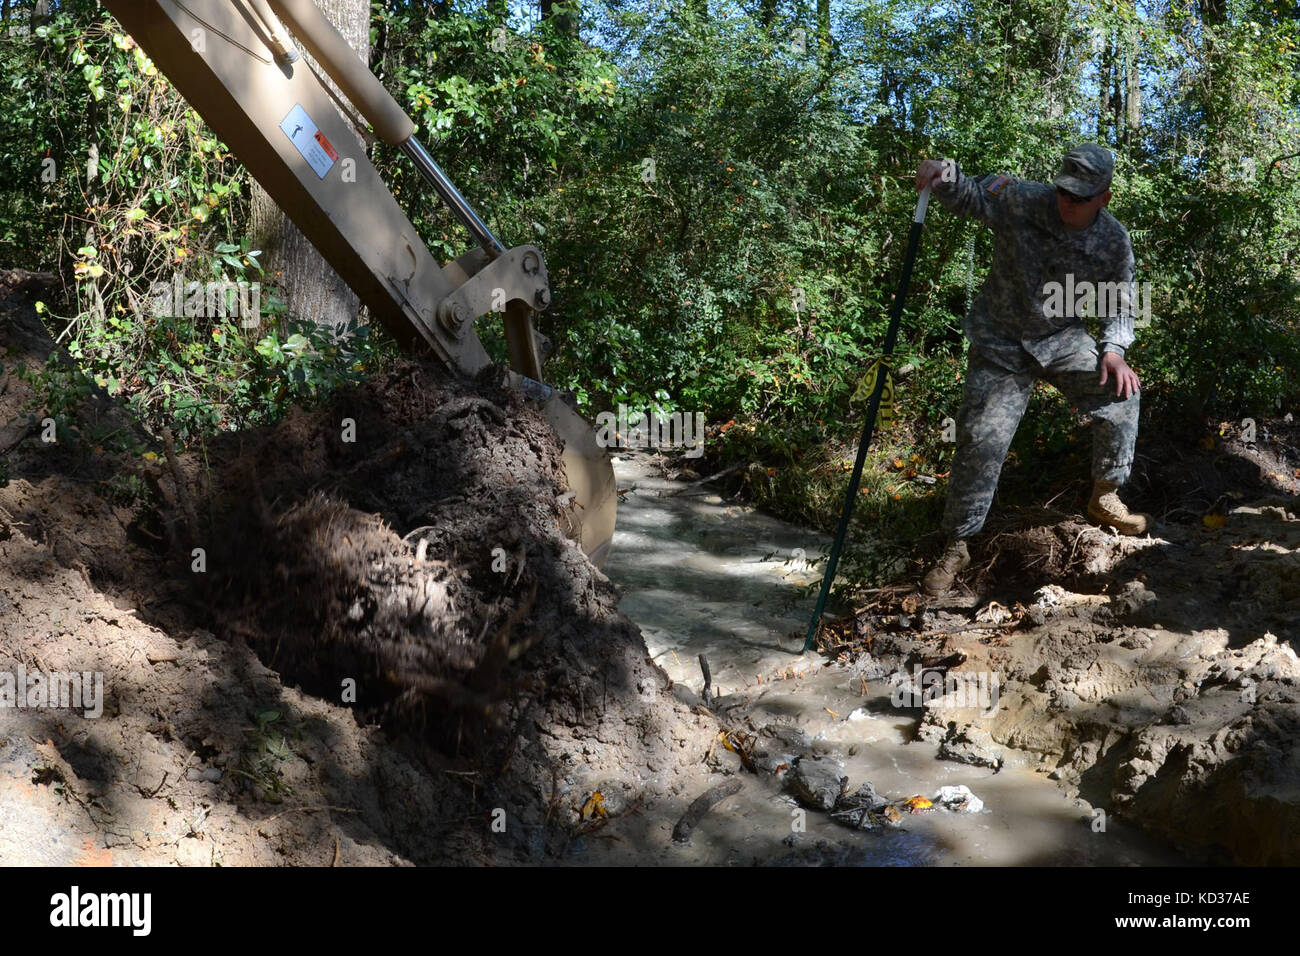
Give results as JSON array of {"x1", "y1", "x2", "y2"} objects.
[{"x1": 3, "y1": 4, "x2": 391, "y2": 443}]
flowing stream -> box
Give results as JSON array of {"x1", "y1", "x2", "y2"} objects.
[{"x1": 598, "y1": 453, "x2": 1189, "y2": 865}]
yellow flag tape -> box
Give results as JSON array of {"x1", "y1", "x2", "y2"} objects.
[{"x1": 851, "y1": 358, "x2": 897, "y2": 426}]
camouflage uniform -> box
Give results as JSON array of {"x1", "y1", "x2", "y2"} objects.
[{"x1": 931, "y1": 158, "x2": 1139, "y2": 539}]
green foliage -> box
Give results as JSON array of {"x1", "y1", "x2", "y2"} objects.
[
  {"x1": 7, "y1": 0, "x2": 1300, "y2": 594},
  {"x1": 1, "y1": 4, "x2": 391, "y2": 444}
]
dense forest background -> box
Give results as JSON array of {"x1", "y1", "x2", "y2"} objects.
[{"x1": 3, "y1": 0, "x2": 1300, "y2": 584}]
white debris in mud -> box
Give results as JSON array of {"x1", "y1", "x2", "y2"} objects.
[
  {"x1": 1034, "y1": 584, "x2": 1067, "y2": 608},
  {"x1": 932, "y1": 785, "x2": 984, "y2": 814},
  {"x1": 974, "y1": 600, "x2": 1012, "y2": 625}
]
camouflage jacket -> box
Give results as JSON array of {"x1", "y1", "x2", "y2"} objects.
[{"x1": 932, "y1": 162, "x2": 1136, "y2": 372}]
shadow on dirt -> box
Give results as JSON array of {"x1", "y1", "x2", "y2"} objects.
[{"x1": 0, "y1": 289, "x2": 721, "y2": 865}]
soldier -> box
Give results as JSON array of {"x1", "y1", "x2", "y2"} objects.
[{"x1": 916, "y1": 144, "x2": 1150, "y2": 596}]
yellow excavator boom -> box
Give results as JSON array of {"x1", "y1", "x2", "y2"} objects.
[{"x1": 99, "y1": 0, "x2": 616, "y2": 565}]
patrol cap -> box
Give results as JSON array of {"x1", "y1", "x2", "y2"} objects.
[{"x1": 1053, "y1": 143, "x2": 1114, "y2": 198}]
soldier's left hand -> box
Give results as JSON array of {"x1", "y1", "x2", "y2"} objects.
[{"x1": 1099, "y1": 351, "x2": 1140, "y2": 399}]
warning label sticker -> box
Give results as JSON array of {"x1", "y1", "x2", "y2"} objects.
[{"x1": 279, "y1": 103, "x2": 338, "y2": 180}]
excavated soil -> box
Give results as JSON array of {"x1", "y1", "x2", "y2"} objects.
[
  {"x1": 6, "y1": 277, "x2": 1300, "y2": 866},
  {"x1": 844, "y1": 501, "x2": 1300, "y2": 864},
  {"x1": 0, "y1": 291, "x2": 722, "y2": 865}
]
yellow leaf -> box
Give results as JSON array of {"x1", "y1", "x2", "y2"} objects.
[
  {"x1": 578, "y1": 791, "x2": 606, "y2": 821},
  {"x1": 1203, "y1": 513, "x2": 1227, "y2": 528},
  {"x1": 142, "y1": 451, "x2": 159, "y2": 462}
]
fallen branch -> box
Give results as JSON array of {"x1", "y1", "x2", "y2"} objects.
[
  {"x1": 672, "y1": 778, "x2": 743, "y2": 843},
  {"x1": 662, "y1": 461, "x2": 746, "y2": 497},
  {"x1": 259, "y1": 805, "x2": 358, "y2": 825},
  {"x1": 698, "y1": 653, "x2": 713, "y2": 707}
]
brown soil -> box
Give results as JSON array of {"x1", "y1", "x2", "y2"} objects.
[
  {"x1": 7, "y1": 275, "x2": 1300, "y2": 867},
  {"x1": 848, "y1": 488, "x2": 1300, "y2": 864},
  {"x1": 0, "y1": 291, "x2": 722, "y2": 865}
]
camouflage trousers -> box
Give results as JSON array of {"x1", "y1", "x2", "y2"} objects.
[{"x1": 941, "y1": 341, "x2": 1139, "y2": 539}]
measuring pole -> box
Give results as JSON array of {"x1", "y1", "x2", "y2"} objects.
[{"x1": 803, "y1": 185, "x2": 932, "y2": 653}]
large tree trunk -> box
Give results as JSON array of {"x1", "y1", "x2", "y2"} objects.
[
  {"x1": 249, "y1": 0, "x2": 369, "y2": 335},
  {"x1": 1096, "y1": 32, "x2": 1112, "y2": 141},
  {"x1": 1124, "y1": 21, "x2": 1141, "y2": 144}
]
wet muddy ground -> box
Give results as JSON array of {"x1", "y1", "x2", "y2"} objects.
[
  {"x1": 3, "y1": 284, "x2": 1297, "y2": 866},
  {"x1": 592, "y1": 454, "x2": 1189, "y2": 865}
]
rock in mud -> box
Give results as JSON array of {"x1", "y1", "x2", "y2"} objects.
[
  {"x1": 932, "y1": 784, "x2": 984, "y2": 813},
  {"x1": 756, "y1": 752, "x2": 797, "y2": 776},
  {"x1": 830, "y1": 781, "x2": 888, "y2": 831},
  {"x1": 937, "y1": 724, "x2": 1005, "y2": 771},
  {"x1": 764, "y1": 724, "x2": 814, "y2": 753},
  {"x1": 175, "y1": 838, "x2": 209, "y2": 867},
  {"x1": 787, "y1": 756, "x2": 848, "y2": 810}
]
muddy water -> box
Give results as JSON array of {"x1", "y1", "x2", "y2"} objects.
[{"x1": 597, "y1": 453, "x2": 1188, "y2": 865}]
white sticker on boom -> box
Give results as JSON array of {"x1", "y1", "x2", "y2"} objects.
[{"x1": 279, "y1": 103, "x2": 338, "y2": 179}]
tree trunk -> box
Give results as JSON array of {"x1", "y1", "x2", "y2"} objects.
[
  {"x1": 1096, "y1": 33, "x2": 1112, "y2": 141},
  {"x1": 1124, "y1": 22, "x2": 1140, "y2": 144},
  {"x1": 249, "y1": 0, "x2": 369, "y2": 335},
  {"x1": 1111, "y1": 43, "x2": 1123, "y2": 139}
]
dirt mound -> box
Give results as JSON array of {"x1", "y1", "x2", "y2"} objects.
[
  {"x1": 0, "y1": 292, "x2": 721, "y2": 864},
  {"x1": 183, "y1": 358, "x2": 712, "y2": 781},
  {"x1": 852, "y1": 506, "x2": 1300, "y2": 864}
]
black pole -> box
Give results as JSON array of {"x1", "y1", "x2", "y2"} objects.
[{"x1": 803, "y1": 186, "x2": 931, "y2": 653}]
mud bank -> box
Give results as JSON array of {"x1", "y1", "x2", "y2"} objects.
[
  {"x1": 0, "y1": 292, "x2": 722, "y2": 864},
  {"x1": 853, "y1": 515, "x2": 1300, "y2": 864}
]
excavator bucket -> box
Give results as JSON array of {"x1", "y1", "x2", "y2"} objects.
[
  {"x1": 100, "y1": 0, "x2": 616, "y2": 565},
  {"x1": 544, "y1": 392, "x2": 618, "y2": 566}
]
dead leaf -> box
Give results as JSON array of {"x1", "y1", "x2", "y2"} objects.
[{"x1": 579, "y1": 791, "x2": 607, "y2": 821}]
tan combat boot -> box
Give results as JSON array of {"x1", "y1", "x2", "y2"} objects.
[
  {"x1": 1088, "y1": 481, "x2": 1150, "y2": 535},
  {"x1": 923, "y1": 538, "x2": 971, "y2": 595}
]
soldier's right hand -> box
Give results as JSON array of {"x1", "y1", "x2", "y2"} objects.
[{"x1": 916, "y1": 159, "x2": 948, "y2": 191}]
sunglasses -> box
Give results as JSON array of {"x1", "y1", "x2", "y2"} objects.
[{"x1": 1056, "y1": 187, "x2": 1096, "y2": 204}]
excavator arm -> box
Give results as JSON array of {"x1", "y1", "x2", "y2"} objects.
[{"x1": 100, "y1": 0, "x2": 616, "y2": 565}]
